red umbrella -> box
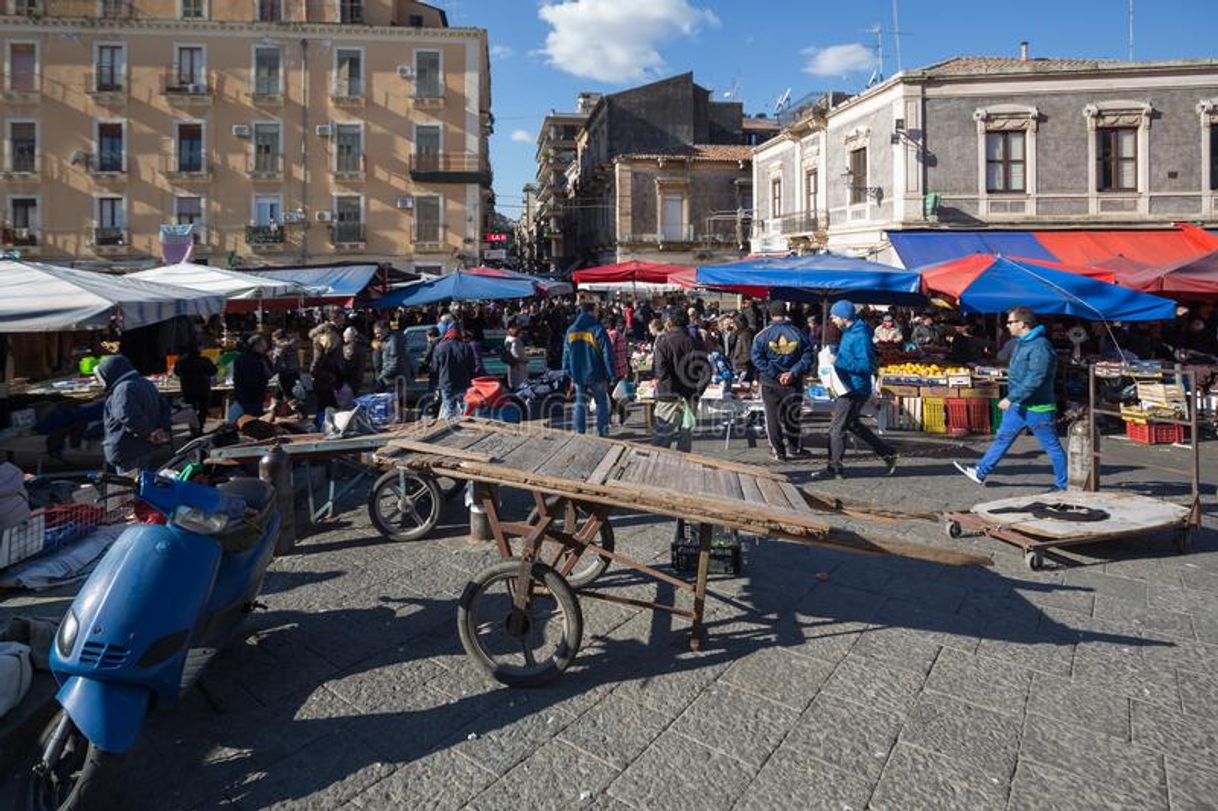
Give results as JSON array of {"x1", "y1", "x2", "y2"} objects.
[
  {"x1": 571, "y1": 260, "x2": 692, "y2": 285},
  {"x1": 1122, "y1": 250, "x2": 1218, "y2": 298},
  {"x1": 918, "y1": 254, "x2": 1115, "y2": 301}
]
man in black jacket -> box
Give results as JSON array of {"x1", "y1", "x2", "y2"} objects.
[
  {"x1": 651, "y1": 311, "x2": 707, "y2": 452},
  {"x1": 431, "y1": 322, "x2": 476, "y2": 418}
]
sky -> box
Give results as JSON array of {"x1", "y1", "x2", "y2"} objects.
[{"x1": 442, "y1": 0, "x2": 1218, "y2": 220}]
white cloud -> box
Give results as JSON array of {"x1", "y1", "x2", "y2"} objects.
[
  {"x1": 490, "y1": 44, "x2": 513, "y2": 60},
  {"x1": 537, "y1": 0, "x2": 719, "y2": 84},
  {"x1": 802, "y1": 43, "x2": 878, "y2": 77},
  {"x1": 510, "y1": 129, "x2": 534, "y2": 144}
]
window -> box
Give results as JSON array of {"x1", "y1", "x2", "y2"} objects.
[
  {"x1": 253, "y1": 194, "x2": 281, "y2": 226},
  {"x1": 415, "y1": 195, "x2": 441, "y2": 242},
  {"x1": 95, "y1": 45, "x2": 124, "y2": 92},
  {"x1": 253, "y1": 123, "x2": 280, "y2": 172},
  {"x1": 180, "y1": 0, "x2": 204, "y2": 18},
  {"x1": 339, "y1": 0, "x2": 363, "y2": 23},
  {"x1": 769, "y1": 177, "x2": 781, "y2": 218},
  {"x1": 8, "y1": 197, "x2": 37, "y2": 244},
  {"x1": 848, "y1": 147, "x2": 868, "y2": 205},
  {"x1": 13, "y1": 0, "x2": 41, "y2": 13},
  {"x1": 415, "y1": 124, "x2": 440, "y2": 169},
  {"x1": 257, "y1": 0, "x2": 280, "y2": 21},
  {"x1": 661, "y1": 193, "x2": 685, "y2": 241},
  {"x1": 805, "y1": 169, "x2": 818, "y2": 214},
  {"x1": 415, "y1": 51, "x2": 442, "y2": 98},
  {"x1": 1209, "y1": 124, "x2": 1217, "y2": 191},
  {"x1": 8, "y1": 43, "x2": 37, "y2": 93},
  {"x1": 254, "y1": 47, "x2": 280, "y2": 95},
  {"x1": 408, "y1": 13, "x2": 424, "y2": 26},
  {"x1": 174, "y1": 46, "x2": 205, "y2": 90},
  {"x1": 175, "y1": 196, "x2": 203, "y2": 227},
  {"x1": 97, "y1": 122, "x2": 124, "y2": 172},
  {"x1": 100, "y1": 0, "x2": 127, "y2": 17},
  {"x1": 985, "y1": 131, "x2": 1026, "y2": 193},
  {"x1": 333, "y1": 195, "x2": 362, "y2": 242},
  {"x1": 1096, "y1": 127, "x2": 1137, "y2": 192},
  {"x1": 335, "y1": 49, "x2": 362, "y2": 98},
  {"x1": 176, "y1": 123, "x2": 204, "y2": 172},
  {"x1": 335, "y1": 124, "x2": 362, "y2": 173},
  {"x1": 96, "y1": 197, "x2": 124, "y2": 244},
  {"x1": 9, "y1": 122, "x2": 36, "y2": 173}
]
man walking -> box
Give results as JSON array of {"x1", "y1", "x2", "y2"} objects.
[
  {"x1": 813, "y1": 301, "x2": 897, "y2": 480},
  {"x1": 652, "y1": 311, "x2": 706, "y2": 452},
  {"x1": 431, "y1": 321, "x2": 476, "y2": 418},
  {"x1": 562, "y1": 302, "x2": 616, "y2": 436},
  {"x1": 94, "y1": 354, "x2": 172, "y2": 475},
  {"x1": 955, "y1": 307, "x2": 1066, "y2": 491},
  {"x1": 751, "y1": 301, "x2": 813, "y2": 461}
]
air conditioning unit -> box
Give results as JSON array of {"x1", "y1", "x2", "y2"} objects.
[
  {"x1": 396, "y1": 65, "x2": 415, "y2": 79},
  {"x1": 315, "y1": 123, "x2": 332, "y2": 137},
  {"x1": 231, "y1": 124, "x2": 251, "y2": 138},
  {"x1": 70, "y1": 150, "x2": 92, "y2": 166},
  {"x1": 315, "y1": 211, "x2": 332, "y2": 222},
  {"x1": 395, "y1": 196, "x2": 414, "y2": 210}
]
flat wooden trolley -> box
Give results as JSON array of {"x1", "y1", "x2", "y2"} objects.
[{"x1": 370, "y1": 418, "x2": 989, "y2": 686}]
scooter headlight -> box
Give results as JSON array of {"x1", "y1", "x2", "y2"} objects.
[
  {"x1": 172, "y1": 505, "x2": 230, "y2": 535},
  {"x1": 56, "y1": 610, "x2": 79, "y2": 658}
]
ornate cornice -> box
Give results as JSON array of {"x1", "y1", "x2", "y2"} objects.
[{"x1": 0, "y1": 15, "x2": 486, "y2": 42}]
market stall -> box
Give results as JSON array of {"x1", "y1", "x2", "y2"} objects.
[
  {"x1": 572, "y1": 260, "x2": 693, "y2": 294},
  {"x1": 373, "y1": 269, "x2": 540, "y2": 309},
  {"x1": 126, "y1": 262, "x2": 302, "y2": 301}
]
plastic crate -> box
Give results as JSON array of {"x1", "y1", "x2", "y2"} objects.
[
  {"x1": 1, "y1": 495, "x2": 133, "y2": 571},
  {"x1": 1125, "y1": 421, "x2": 1184, "y2": 445},
  {"x1": 0, "y1": 514, "x2": 46, "y2": 569},
  {"x1": 990, "y1": 399, "x2": 1003, "y2": 433},
  {"x1": 670, "y1": 519, "x2": 743, "y2": 575},
  {"x1": 945, "y1": 398, "x2": 971, "y2": 437},
  {"x1": 922, "y1": 397, "x2": 947, "y2": 434}
]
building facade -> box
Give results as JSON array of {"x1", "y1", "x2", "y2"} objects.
[
  {"x1": 562, "y1": 73, "x2": 770, "y2": 268},
  {"x1": 531, "y1": 94, "x2": 595, "y2": 270},
  {"x1": 0, "y1": 0, "x2": 491, "y2": 273},
  {"x1": 751, "y1": 55, "x2": 1218, "y2": 264}
]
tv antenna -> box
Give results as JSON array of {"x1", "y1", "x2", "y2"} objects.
[
  {"x1": 722, "y1": 74, "x2": 743, "y2": 103},
  {"x1": 864, "y1": 24, "x2": 884, "y2": 84},
  {"x1": 773, "y1": 87, "x2": 792, "y2": 116},
  {"x1": 1127, "y1": 0, "x2": 1134, "y2": 60}
]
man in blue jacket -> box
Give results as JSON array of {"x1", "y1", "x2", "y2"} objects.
[
  {"x1": 956, "y1": 307, "x2": 1066, "y2": 490},
  {"x1": 562, "y1": 301, "x2": 616, "y2": 436},
  {"x1": 94, "y1": 354, "x2": 172, "y2": 475},
  {"x1": 813, "y1": 301, "x2": 897, "y2": 480},
  {"x1": 752, "y1": 301, "x2": 813, "y2": 461}
]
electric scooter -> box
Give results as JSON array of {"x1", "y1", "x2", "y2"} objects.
[{"x1": 25, "y1": 459, "x2": 281, "y2": 811}]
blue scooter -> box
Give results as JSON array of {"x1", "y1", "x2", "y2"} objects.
[{"x1": 26, "y1": 464, "x2": 281, "y2": 811}]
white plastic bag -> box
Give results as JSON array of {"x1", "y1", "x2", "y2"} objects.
[
  {"x1": 0, "y1": 641, "x2": 33, "y2": 718},
  {"x1": 817, "y1": 347, "x2": 849, "y2": 398}
]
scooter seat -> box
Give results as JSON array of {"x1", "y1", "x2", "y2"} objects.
[{"x1": 217, "y1": 478, "x2": 274, "y2": 511}]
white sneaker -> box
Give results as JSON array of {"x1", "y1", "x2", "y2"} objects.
[{"x1": 953, "y1": 461, "x2": 986, "y2": 486}]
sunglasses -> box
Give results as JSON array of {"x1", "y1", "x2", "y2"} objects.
[{"x1": 1006, "y1": 320, "x2": 1024, "y2": 325}]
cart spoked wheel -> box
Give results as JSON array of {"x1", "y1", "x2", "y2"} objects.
[
  {"x1": 1024, "y1": 550, "x2": 1045, "y2": 571},
  {"x1": 458, "y1": 560, "x2": 583, "y2": 687},
  {"x1": 368, "y1": 470, "x2": 442, "y2": 541},
  {"x1": 520, "y1": 501, "x2": 615, "y2": 589},
  {"x1": 944, "y1": 520, "x2": 963, "y2": 539}
]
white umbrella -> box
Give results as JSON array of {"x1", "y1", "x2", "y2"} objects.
[
  {"x1": 0, "y1": 260, "x2": 225, "y2": 331},
  {"x1": 126, "y1": 261, "x2": 301, "y2": 299}
]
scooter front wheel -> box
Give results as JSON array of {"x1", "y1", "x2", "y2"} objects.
[{"x1": 26, "y1": 710, "x2": 108, "y2": 811}]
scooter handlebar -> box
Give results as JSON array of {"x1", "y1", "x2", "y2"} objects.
[{"x1": 90, "y1": 472, "x2": 138, "y2": 488}]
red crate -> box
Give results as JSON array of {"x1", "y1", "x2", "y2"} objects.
[
  {"x1": 1125, "y1": 421, "x2": 1183, "y2": 445},
  {"x1": 946, "y1": 398, "x2": 991, "y2": 435},
  {"x1": 945, "y1": 398, "x2": 971, "y2": 436}
]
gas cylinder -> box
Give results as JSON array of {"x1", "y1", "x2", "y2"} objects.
[{"x1": 1067, "y1": 416, "x2": 1097, "y2": 491}]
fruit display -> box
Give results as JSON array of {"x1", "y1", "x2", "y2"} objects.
[{"x1": 879, "y1": 363, "x2": 971, "y2": 383}]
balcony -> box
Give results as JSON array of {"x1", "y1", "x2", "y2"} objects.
[
  {"x1": 413, "y1": 235, "x2": 446, "y2": 253},
  {"x1": 249, "y1": 82, "x2": 284, "y2": 106},
  {"x1": 332, "y1": 153, "x2": 366, "y2": 183},
  {"x1": 411, "y1": 87, "x2": 445, "y2": 109},
  {"x1": 85, "y1": 71, "x2": 126, "y2": 104},
  {"x1": 245, "y1": 224, "x2": 285, "y2": 252},
  {"x1": 99, "y1": 0, "x2": 132, "y2": 18},
  {"x1": 767, "y1": 211, "x2": 818, "y2": 236},
  {"x1": 162, "y1": 68, "x2": 213, "y2": 105},
  {"x1": 622, "y1": 225, "x2": 695, "y2": 246},
  {"x1": 162, "y1": 156, "x2": 212, "y2": 183},
  {"x1": 91, "y1": 227, "x2": 128, "y2": 254},
  {"x1": 408, "y1": 152, "x2": 490, "y2": 185},
  {"x1": 88, "y1": 154, "x2": 128, "y2": 182},
  {"x1": 1, "y1": 227, "x2": 38, "y2": 249},
  {"x1": 330, "y1": 222, "x2": 365, "y2": 250},
  {"x1": 330, "y1": 78, "x2": 365, "y2": 107},
  {"x1": 1, "y1": 153, "x2": 39, "y2": 181},
  {"x1": 247, "y1": 153, "x2": 283, "y2": 181},
  {"x1": 3, "y1": 72, "x2": 40, "y2": 104}
]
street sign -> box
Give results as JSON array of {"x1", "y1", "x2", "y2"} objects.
[{"x1": 484, "y1": 248, "x2": 507, "y2": 260}]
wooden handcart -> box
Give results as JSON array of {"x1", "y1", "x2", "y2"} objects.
[{"x1": 371, "y1": 417, "x2": 989, "y2": 686}]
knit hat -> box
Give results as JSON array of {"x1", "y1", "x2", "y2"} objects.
[
  {"x1": 830, "y1": 300, "x2": 857, "y2": 320},
  {"x1": 767, "y1": 301, "x2": 787, "y2": 318}
]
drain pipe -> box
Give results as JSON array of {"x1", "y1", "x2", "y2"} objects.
[{"x1": 299, "y1": 38, "x2": 309, "y2": 263}]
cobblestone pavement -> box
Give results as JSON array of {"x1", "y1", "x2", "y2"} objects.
[{"x1": 6, "y1": 420, "x2": 1218, "y2": 810}]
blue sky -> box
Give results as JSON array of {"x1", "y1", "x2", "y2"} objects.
[{"x1": 444, "y1": 0, "x2": 1218, "y2": 219}]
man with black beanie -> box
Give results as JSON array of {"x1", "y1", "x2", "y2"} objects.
[{"x1": 751, "y1": 301, "x2": 813, "y2": 461}]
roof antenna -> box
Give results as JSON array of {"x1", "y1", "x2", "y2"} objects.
[
  {"x1": 1127, "y1": 0, "x2": 1134, "y2": 60},
  {"x1": 891, "y1": 0, "x2": 903, "y2": 72}
]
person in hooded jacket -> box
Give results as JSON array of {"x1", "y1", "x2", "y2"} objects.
[
  {"x1": 232, "y1": 333, "x2": 273, "y2": 419},
  {"x1": 562, "y1": 301, "x2": 616, "y2": 436},
  {"x1": 751, "y1": 301, "x2": 813, "y2": 461},
  {"x1": 432, "y1": 321, "x2": 476, "y2": 418},
  {"x1": 94, "y1": 354, "x2": 172, "y2": 474},
  {"x1": 341, "y1": 326, "x2": 369, "y2": 396}
]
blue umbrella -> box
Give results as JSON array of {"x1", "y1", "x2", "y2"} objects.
[
  {"x1": 696, "y1": 253, "x2": 925, "y2": 304},
  {"x1": 373, "y1": 270, "x2": 537, "y2": 308}
]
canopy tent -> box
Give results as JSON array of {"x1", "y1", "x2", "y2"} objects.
[
  {"x1": 126, "y1": 262, "x2": 301, "y2": 299},
  {"x1": 464, "y1": 266, "x2": 573, "y2": 296},
  {"x1": 917, "y1": 254, "x2": 1177, "y2": 321},
  {"x1": 695, "y1": 253, "x2": 925, "y2": 304},
  {"x1": 0, "y1": 260, "x2": 225, "y2": 331},
  {"x1": 372, "y1": 270, "x2": 537, "y2": 309},
  {"x1": 1120, "y1": 250, "x2": 1218, "y2": 298},
  {"x1": 232, "y1": 263, "x2": 396, "y2": 312},
  {"x1": 571, "y1": 260, "x2": 693, "y2": 286}
]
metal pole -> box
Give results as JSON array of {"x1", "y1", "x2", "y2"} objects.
[
  {"x1": 1087, "y1": 364, "x2": 1099, "y2": 492},
  {"x1": 1189, "y1": 367, "x2": 1201, "y2": 526}
]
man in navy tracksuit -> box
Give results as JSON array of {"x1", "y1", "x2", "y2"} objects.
[
  {"x1": 956, "y1": 306, "x2": 1066, "y2": 491},
  {"x1": 813, "y1": 301, "x2": 897, "y2": 480},
  {"x1": 562, "y1": 302, "x2": 616, "y2": 436},
  {"x1": 751, "y1": 301, "x2": 813, "y2": 461}
]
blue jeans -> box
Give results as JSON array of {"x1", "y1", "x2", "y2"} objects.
[
  {"x1": 977, "y1": 406, "x2": 1067, "y2": 490},
  {"x1": 439, "y1": 389, "x2": 467, "y2": 419},
  {"x1": 573, "y1": 381, "x2": 610, "y2": 436}
]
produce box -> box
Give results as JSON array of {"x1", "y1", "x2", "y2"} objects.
[
  {"x1": 881, "y1": 384, "x2": 921, "y2": 397},
  {"x1": 956, "y1": 385, "x2": 999, "y2": 399},
  {"x1": 920, "y1": 386, "x2": 953, "y2": 398}
]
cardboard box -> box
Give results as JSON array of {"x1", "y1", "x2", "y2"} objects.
[
  {"x1": 881, "y1": 384, "x2": 921, "y2": 397},
  {"x1": 920, "y1": 386, "x2": 953, "y2": 398},
  {"x1": 956, "y1": 387, "x2": 998, "y2": 399}
]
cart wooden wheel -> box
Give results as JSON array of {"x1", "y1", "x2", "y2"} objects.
[
  {"x1": 944, "y1": 519, "x2": 963, "y2": 539},
  {"x1": 458, "y1": 560, "x2": 583, "y2": 687},
  {"x1": 521, "y1": 500, "x2": 615, "y2": 589},
  {"x1": 368, "y1": 469, "x2": 442, "y2": 541},
  {"x1": 1024, "y1": 550, "x2": 1044, "y2": 571}
]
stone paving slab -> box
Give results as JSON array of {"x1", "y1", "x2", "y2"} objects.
[{"x1": 2, "y1": 427, "x2": 1217, "y2": 810}]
